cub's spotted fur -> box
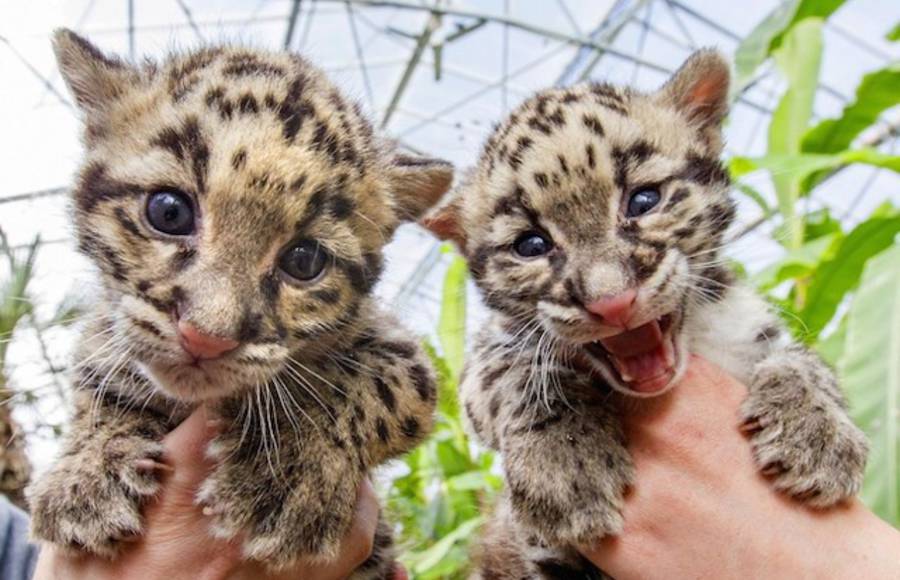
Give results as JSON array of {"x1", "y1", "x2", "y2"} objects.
[
  {"x1": 27, "y1": 30, "x2": 452, "y2": 576},
  {"x1": 426, "y1": 50, "x2": 868, "y2": 578}
]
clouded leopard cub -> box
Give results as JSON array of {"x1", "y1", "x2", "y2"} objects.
[
  {"x1": 426, "y1": 50, "x2": 868, "y2": 578},
  {"x1": 27, "y1": 30, "x2": 452, "y2": 576}
]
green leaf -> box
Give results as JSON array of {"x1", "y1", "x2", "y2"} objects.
[
  {"x1": 0, "y1": 233, "x2": 39, "y2": 366},
  {"x1": 803, "y1": 208, "x2": 842, "y2": 242},
  {"x1": 733, "y1": 0, "x2": 844, "y2": 91},
  {"x1": 734, "y1": 0, "x2": 800, "y2": 91},
  {"x1": 803, "y1": 65, "x2": 900, "y2": 154},
  {"x1": 753, "y1": 231, "x2": 840, "y2": 291},
  {"x1": 800, "y1": 213, "x2": 900, "y2": 339},
  {"x1": 438, "y1": 248, "x2": 468, "y2": 382},
  {"x1": 734, "y1": 149, "x2": 900, "y2": 198},
  {"x1": 816, "y1": 314, "x2": 846, "y2": 366},
  {"x1": 446, "y1": 470, "x2": 503, "y2": 492},
  {"x1": 767, "y1": 18, "x2": 824, "y2": 249},
  {"x1": 839, "y1": 243, "x2": 900, "y2": 525},
  {"x1": 407, "y1": 516, "x2": 484, "y2": 574},
  {"x1": 734, "y1": 182, "x2": 773, "y2": 217},
  {"x1": 886, "y1": 21, "x2": 900, "y2": 42}
]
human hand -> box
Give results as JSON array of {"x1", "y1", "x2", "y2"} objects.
[
  {"x1": 580, "y1": 356, "x2": 900, "y2": 580},
  {"x1": 33, "y1": 405, "x2": 383, "y2": 580}
]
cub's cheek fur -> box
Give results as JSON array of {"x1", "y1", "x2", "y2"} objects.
[
  {"x1": 441, "y1": 48, "x2": 869, "y2": 580},
  {"x1": 29, "y1": 28, "x2": 453, "y2": 574}
]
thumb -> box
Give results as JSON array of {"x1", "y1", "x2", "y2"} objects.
[{"x1": 162, "y1": 405, "x2": 219, "y2": 491}]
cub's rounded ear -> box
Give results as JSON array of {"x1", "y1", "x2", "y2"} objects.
[
  {"x1": 421, "y1": 197, "x2": 466, "y2": 251},
  {"x1": 657, "y1": 48, "x2": 730, "y2": 130},
  {"x1": 388, "y1": 153, "x2": 454, "y2": 222},
  {"x1": 53, "y1": 28, "x2": 138, "y2": 114}
]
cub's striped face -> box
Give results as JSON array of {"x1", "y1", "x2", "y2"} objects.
[
  {"x1": 431, "y1": 50, "x2": 734, "y2": 397},
  {"x1": 55, "y1": 31, "x2": 452, "y2": 401}
]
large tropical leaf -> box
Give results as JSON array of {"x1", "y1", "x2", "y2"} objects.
[
  {"x1": 767, "y1": 18, "x2": 824, "y2": 249},
  {"x1": 733, "y1": 0, "x2": 844, "y2": 91},
  {"x1": 800, "y1": 212, "x2": 900, "y2": 339},
  {"x1": 887, "y1": 21, "x2": 900, "y2": 42},
  {"x1": 732, "y1": 149, "x2": 900, "y2": 200},
  {"x1": 840, "y1": 243, "x2": 900, "y2": 525},
  {"x1": 438, "y1": 248, "x2": 468, "y2": 382},
  {"x1": 753, "y1": 231, "x2": 840, "y2": 291},
  {"x1": 803, "y1": 64, "x2": 900, "y2": 154}
]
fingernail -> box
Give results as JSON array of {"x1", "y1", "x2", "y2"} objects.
[{"x1": 135, "y1": 458, "x2": 174, "y2": 473}]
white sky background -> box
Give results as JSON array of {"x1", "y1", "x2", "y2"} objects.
[{"x1": 2, "y1": 0, "x2": 899, "y2": 472}]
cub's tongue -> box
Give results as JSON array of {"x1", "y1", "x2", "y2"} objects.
[{"x1": 599, "y1": 321, "x2": 673, "y2": 393}]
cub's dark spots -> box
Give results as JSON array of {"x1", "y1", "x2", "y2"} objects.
[
  {"x1": 237, "y1": 93, "x2": 259, "y2": 114},
  {"x1": 508, "y1": 136, "x2": 534, "y2": 170},
  {"x1": 310, "y1": 288, "x2": 341, "y2": 305},
  {"x1": 375, "y1": 418, "x2": 390, "y2": 443},
  {"x1": 534, "y1": 172, "x2": 549, "y2": 189},
  {"x1": 290, "y1": 174, "x2": 308, "y2": 191},
  {"x1": 666, "y1": 187, "x2": 690, "y2": 209},
  {"x1": 113, "y1": 207, "x2": 146, "y2": 240},
  {"x1": 585, "y1": 143, "x2": 596, "y2": 169},
  {"x1": 329, "y1": 195, "x2": 355, "y2": 220},
  {"x1": 374, "y1": 377, "x2": 396, "y2": 412},
  {"x1": 527, "y1": 116, "x2": 552, "y2": 135},
  {"x1": 231, "y1": 149, "x2": 247, "y2": 171},
  {"x1": 582, "y1": 114, "x2": 604, "y2": 137},
  {"x1": 409, "y1": 364, "x2": 433, "y2": 401},
  {"x1": 223, "y1": 55, "x2": 286, "y2": 78},
  {"x1": 400, "y1": 416, "x2": 420, "y2": 438},
  {"x1": 205, "y1": 87, "x2": 234, "y2": 119},
  {"x1": 132, "y1": 318, "x2": 163, "y2": 338},
  {"x1": 708, "y1": 201, "x2": 736, "y2": 229},
  {"x1": 150, "y1": 117, "x2": 210, "y2": 193},
  {"x1": 681, "y1": 153, "x2": 730, "y2": 187},
  {"x1": 629, "y1": 253, "x2": 659, "y2": 282},
  {"x1": 260, "y1": 272, "x2": 280, "y2": 303},
  {"x1": 489, "y1": 395, "x2": 501, "y2": 419},
  {"x1": 237, "y1": 311, "x2": 263, "y2": 342}
]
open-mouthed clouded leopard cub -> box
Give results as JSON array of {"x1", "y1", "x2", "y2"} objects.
[
  {"x1": 27, "y1": 30, "x2": 452, "y2": 576},
  {"x1": 425, "y1": 50, "x2": 868, "y2": 578}
]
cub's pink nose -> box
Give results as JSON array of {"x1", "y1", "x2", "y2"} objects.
[
  {"x1": 585, "y1": 289, "x2": 637, "y2": 328},
  {"x1": 177, "y1": 322, "x2": 239, "y2": 360}
]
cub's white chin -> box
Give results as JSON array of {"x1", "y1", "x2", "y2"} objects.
[{"x1": 137, "y1": 361, "x2": 248, "y2": 402}]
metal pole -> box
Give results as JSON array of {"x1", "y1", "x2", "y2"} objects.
[
  {"x1": 380, "y1": 10, "x2": 441, "y2": 128},
  {"x1": 284, "y1": 0, "x2": 303, "y2": 49}
]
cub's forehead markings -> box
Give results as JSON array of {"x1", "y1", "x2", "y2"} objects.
[{"x1": 149, "y1": 115, "x2": 210, "y2": 194}]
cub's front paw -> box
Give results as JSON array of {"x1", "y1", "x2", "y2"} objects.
[
  {"x1": 28, "y1": 437, "x2": 166, "y2": 556},
  {"x1": 197, "y1": 457, "x2": 353, "y2": 571},
  {"x1": 508, "y1": 462, "x2": 632, "y2": 546},
  {"x1": 741, "y1": 392, "x2": 868, "y2": 508}
]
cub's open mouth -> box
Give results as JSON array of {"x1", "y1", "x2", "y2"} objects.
[{"x1": 583, "y1": 314, "x2": 677, "y2": 395}]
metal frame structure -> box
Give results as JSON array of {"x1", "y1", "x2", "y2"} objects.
[{"x1": 1, "y1": 0, "x2": 898, "y2": 300}]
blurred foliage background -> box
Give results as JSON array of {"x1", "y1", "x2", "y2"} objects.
[{"x1": 0, "y1": 1, "x2": 898, "y2": 578}]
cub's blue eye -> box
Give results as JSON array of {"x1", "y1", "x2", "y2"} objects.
[
  {"x1": 279, "y1": 240, "x2": 329, "y2": 282},
  {"x1": 146, "y1": 191, "x2": 195, "y2": 236},
  {"x1": 514, "y1": 232, "x2": 553, "y2": 258},
  {"x1": 626, "y1": 188, "x2": 661, "y2": 218}
]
